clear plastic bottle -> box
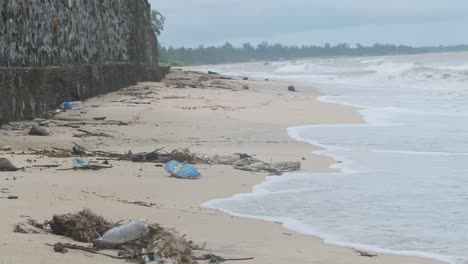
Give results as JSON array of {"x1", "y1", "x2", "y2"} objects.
[
  {"x1": 60, "y1": 101, "x2": 82, "y2": 110},
  {"x1": 100, "y1": 219, "x2": 148, "y2": 244}
]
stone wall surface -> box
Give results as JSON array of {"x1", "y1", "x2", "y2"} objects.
[{"x1": 0, "y1": 0, "x2": 161, "y2": 122}]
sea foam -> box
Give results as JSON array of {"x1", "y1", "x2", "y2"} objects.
[{"x1": 198, "y1": 52, "x2": 468, "y2": 264}]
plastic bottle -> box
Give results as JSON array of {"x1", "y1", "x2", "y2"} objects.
[
  {"x1": 60, "y1": 101, "x2": 82, "y2": 110},
  {"x1": 100, "y1": 219, "x2": 148, "y2": 244}
]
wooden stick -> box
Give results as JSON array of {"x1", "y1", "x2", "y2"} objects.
[
  {"x1": 31, "y1": 164, "x2": 61, "y2": 168},
  {"x1": 45, "y1": 243, "x2": 122, "y2": 259}
]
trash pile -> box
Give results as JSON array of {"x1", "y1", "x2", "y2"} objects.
[
  {"x1": 48, "y1": 209, "x2": 114, "y2": 242},
  {"x1": 212, "y1": 154, "x2": 301, "y2": 175},
  {"x1": 25, "y1": 144, "x2": 301, "y2": 176},
  {"x1": 14, "y1": 209, "x2": 201, "y2": 264},
  {"x1": 30, "y1": 145, "x2": 210, "y2": 165},
  {"x1": 232, "y1": 158, "x2": 300, "y2": 174},
  {"x1": 161, "y1": 153, "x2": 300, "y2": 180}
]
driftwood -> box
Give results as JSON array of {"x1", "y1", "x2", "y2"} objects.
[
  {"x1": 73, "y1": 129, "x2": 112, "y2": 138},
  {"x1": 57, "y1": 163, "x2": 112, "y2": 171},
  {"x1": 163, "y1": 96, "x2": 186, "y2": 99},
  {"x1": 355, "y1": 250, "x2": 378, "y2": 257},
  {"x1": 32, "y1": 164, "x2": 61, "y2": 168},
  {"x1": 195, "y1": 254, "x2": 254, "y2": 263},
  {"x1": 82, "y1": 191, "x2": 158, "y2": 208},
  {"x1": 51, "y1": 120, "x2": 129, "y2": 128},
  {"x1": 92, "y1": 236, "x2": 147, "y2": 250},
  {"x1": 0, "y1": 195, "x2": 19, "y2": 199},
  {"x1": 46, "y1": 243, "x2": 122, "y2": 259},
  {"x1": 66, "y1": 145, "x2": 196, "y2": 164}
]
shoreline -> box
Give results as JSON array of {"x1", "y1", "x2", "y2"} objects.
[
  {"x1": 0, "y1": 70, "x2": 443, "y2": 264},
  {"x1": 193, "y1": 70, "x2": 451, "y2": 264}
]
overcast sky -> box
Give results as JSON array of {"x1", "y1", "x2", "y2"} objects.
[{"x1": 148, "y1": 0, "x2": 468, "y2": 48}]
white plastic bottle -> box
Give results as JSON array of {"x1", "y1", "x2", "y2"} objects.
[
  {"x1": 60, "y1": 101, "x2": 82, "y2": 110},
  {"x1": 100, "y1": 219, "x2": 148, "y2": 244}
]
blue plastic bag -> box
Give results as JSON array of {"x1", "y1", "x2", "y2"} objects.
[
  {"x1": 73, "y1": 159, "x2": 87, "y2": 166},
  {"x1": 164, "y1": 160, "x2": 200, "y2": 179},
  {"x1": 174, "y1": 164, "x2": 200, "y2": 179},
  {"x1": 164, "y1": 160, "x2": 180, "y2": 172}
]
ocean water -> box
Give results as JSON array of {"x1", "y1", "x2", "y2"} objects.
[{"x1": 196, "y1": 52, "x2": 468, "y2": 263}]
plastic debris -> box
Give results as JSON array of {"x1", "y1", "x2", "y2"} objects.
[
  {"x1": 232, "y1": 158, "x2": 301, "y2": 174},
  {"x1": 73, "y1": 159, "x2": 87, "y2": 166},
  {"x1": 20, "y1": 209, "x2": 233, "y2": 264},
  {"x1": 101, "y1": 219, "x2": 148, "y2": 244},
  {"x1": 60, "y1": 101, "x2": 82, "y2": 110},
  {"x1": 271, "y1": 161, "x2": 301, "y2": 172},
  {"x1": 14, "y1": 220, "x2": 47, "y2": 234},
  {"x1": 175, "y1": 164, "x2": 200, "y2": 179},
  {"x1": 212, "y1": 154, "x2": 242, "y2": 165},
  {"x1": 164, "y1": 160, "x2": 180, "y2": 173},
  {"x1": 0, "y1": 158, "x2": 18, "y2": 171},
  {"x1": 164, "y1": 160, "x2": 200, "y2": 179}
]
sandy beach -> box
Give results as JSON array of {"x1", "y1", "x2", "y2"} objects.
[{"x1": 0, "y1": 70, "x2": 442, "y2": 264}]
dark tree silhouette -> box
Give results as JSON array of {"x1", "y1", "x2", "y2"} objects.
[{"x1": 159, "y1": 42, "x2": 468, "y2": 66}]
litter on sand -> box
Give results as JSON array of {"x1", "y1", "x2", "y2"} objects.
[
  {"x1": 17, "y1": 209, "x2": 232, "y2": 263},
  {"x1": 14, "y1": 220, "x2": 47, "y2": 234},
  {"x1": 49, "y1": 209, "x2": 114, "y2": 242},
  {"x1": 232, "y1": 158, "x2": 301, "y2": 175},
  {"x1": 164, "y1": 160, "x2": 201, "y2": 179},
  {"x1": 0, "y1": 158, "x2": 18, "y2": 171}
]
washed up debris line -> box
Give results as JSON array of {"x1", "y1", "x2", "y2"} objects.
[
  {"x1": 82, "y1": 190, "x2": 159, "y2": 208},
  {"x1": 14, "y1": 209, "x2": 254, "y2": 264},
  {"x1": 27, "y1": 144, "x2": 206, "y2": 164},
  {"x1": 22, "y1": 145, "x2": 301, "y2": 175},
  {"x1": 164, "y1": 71, "x2": 240, "y2": 90}
]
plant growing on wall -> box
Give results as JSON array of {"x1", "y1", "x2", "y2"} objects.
[{"x1": 151, "y1": 10, "x2": 165, "y2": 35}]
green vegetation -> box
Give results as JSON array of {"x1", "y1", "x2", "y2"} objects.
[
  {"x1": 151, "y1": 10, "x2": 165, "y2": 35},
  {"x1": 159, "y1": 42, "x2": 468, "y2": 65},
  {"x1": 159, "y1": 59, "x2": 185, "y2": 67}
]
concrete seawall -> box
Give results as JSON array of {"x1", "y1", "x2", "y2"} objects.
[{"x1": 0, "y1": 0, "x2": 162, "y2": 123}]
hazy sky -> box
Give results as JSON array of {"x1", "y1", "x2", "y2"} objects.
[{"x1": 148, "y1": 0, "x2": 468, "y2": 48}]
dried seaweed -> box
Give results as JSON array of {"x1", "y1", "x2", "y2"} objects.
[{"x1": 48, "y1": 209, "x2": 114, "y2": 242}]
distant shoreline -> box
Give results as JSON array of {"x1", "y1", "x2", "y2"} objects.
[{"x1": 160, "y1": 43, "x2": 468, "y2": 66}]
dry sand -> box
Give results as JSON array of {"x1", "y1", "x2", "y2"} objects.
[{"x1": 0, "y1": 70, "x2": 442, "y2": 264}]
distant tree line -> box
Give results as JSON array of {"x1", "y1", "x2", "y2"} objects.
[{"x1": 159, "y1": 42, "x2": 468, "y2": 66}]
